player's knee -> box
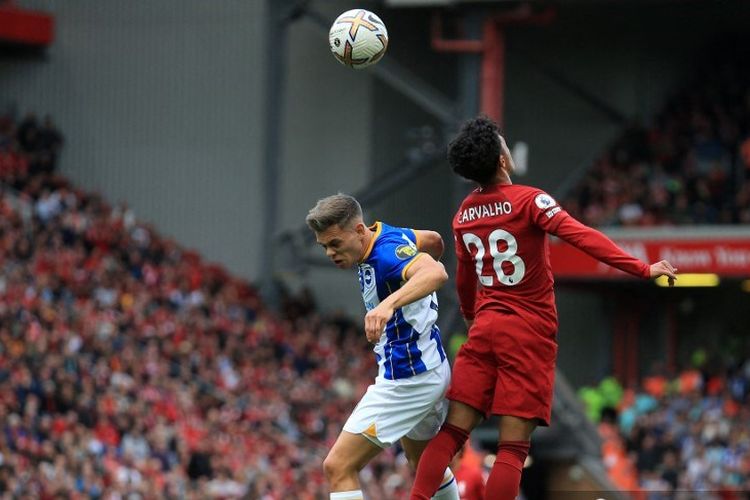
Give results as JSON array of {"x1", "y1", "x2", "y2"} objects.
[
  {"x1": 498, "y1": 415, "x2": 536, "y2": 441},
  {"x1": 323, "y1": 451, "x2": 353, "y2": 482},
  {"x1": 322, "y1": 452, "x2": 339, "y2": 480}
]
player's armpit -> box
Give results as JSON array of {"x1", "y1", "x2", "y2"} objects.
[{"x1": 414, "y1": 230, "x2": 444, "y2": 260}]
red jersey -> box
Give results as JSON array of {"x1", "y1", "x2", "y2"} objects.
[{"x1": 453, "y1": 183, "x2": 650, "y2": 327}]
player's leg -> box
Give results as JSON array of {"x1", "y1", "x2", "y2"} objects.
[
  {"x1": 486, "y1": 316, "x2": 557, "y2": 500},
  {"x1": 410, "y1": 401, "x2": 483, "y2": 499},
  {"x1": 444, "y1": 399, "x2": 485, "y2": 429},
  {"x1": 483, "y1": 415, "x2": 537, "y2": 500},
  {"x1": 332, "y1": 358, "x2": 452, "y2": 498},
  {"x1": 326, "y1": 378, "x2": 394, "y2": 498},
  {"x1": 410, "y1": 332, "x2": 495, "y2": 500},
  {"x1": 401, "y1": 436, "x2": 459, "y2": 499},
  {"x1": 401, "y1": 360, "x2": 461, "y2": 499},
  {"x1": 400, "y1": 435, "x2": 430, "y2": 469},
  {"x1": 323, "y1": 430, "x2": 382, "y2": 498}
]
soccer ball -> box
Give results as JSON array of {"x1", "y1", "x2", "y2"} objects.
[{"x1": 328, "y1": 9, "x2": 388, "y2": 69}]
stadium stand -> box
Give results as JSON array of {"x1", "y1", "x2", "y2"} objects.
[
  {"x1": 567, "y1": 45, "x2": 750, "y2": 497},
  {"x1": 3, "y1": 45, "x2": 749, "y2": 495},
  {"x1": 0, "y1": 112, "x2": 433, "y2": 498},
  {"x1": 584, "y1": 352, "x2": 750, "y2": 497},
  {"x1": 566, "y1": 50, "x2": 750, "y2": 227}
]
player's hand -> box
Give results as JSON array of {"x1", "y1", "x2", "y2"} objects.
[
  {"x1": 364, "y1": 303, "x2": 394, "y2": 343},
  {"x1": 650, "y1": 260, "x2": 678, "y2": 286}
]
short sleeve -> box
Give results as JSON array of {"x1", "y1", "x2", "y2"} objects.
[
  {"x1": 380, "y1": 230, "x2": 423, "y2": 282},
  {"x1": 528, "y1": 190, "x2": 568, "y2": 233},
  {"x1": 399, "y1": 227, "x2": 417, "y2": 246}
]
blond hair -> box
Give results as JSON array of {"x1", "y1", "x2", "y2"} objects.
[{"x1": 305, "y1": 194, "x2": 363, "y2": 232}]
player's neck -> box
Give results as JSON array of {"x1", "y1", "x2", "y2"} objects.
[
  {"x1": 359, "y1": 227, "x2": 375, "y2": 259},
  {"x1": 484, "y1": 171, "x2": 513, "y2": 187}
]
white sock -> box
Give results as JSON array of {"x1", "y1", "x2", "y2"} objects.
[
  {"x1": 431, "y1": 468, "x2": 459, "y2": 499},
  {"x1": 330, "y1": 490, "x2": 364, "y2": 500}
]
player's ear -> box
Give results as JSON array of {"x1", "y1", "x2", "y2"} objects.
[
  {"x1": 498, "y1": 153, "x2": 508, "y2": 176},
  {"x1": 354, "y1": 221, "x2": 366, "y2": 235},
  {"x1": 498, "y1": 135, "x2": 510, "y2": 171}
]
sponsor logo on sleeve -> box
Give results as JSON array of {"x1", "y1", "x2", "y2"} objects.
[
  {"x1": 534, "y1": 193, "x2": 557, "y2": 210},
  {"x1": 395, "y1": 244, "x2": 417, "y2": 260},
  {"x1": 545, "y1": 206, "x2": 562, "y2": 218}
]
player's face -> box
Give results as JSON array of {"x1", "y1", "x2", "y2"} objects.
[
  {"x1": 498, "y1": 134, "x2": 516, "y2": 175},
  {"x1": 315, "y1": 222, "x2": 365, "y2": 269}
]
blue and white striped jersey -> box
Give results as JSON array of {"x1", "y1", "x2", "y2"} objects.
[{"x1": 357, "y1": 222, "x2": 446, "y2": 381}]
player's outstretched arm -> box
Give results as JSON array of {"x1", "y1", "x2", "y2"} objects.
[
  {"x1": 551, "y1": 216, "x2": 653, "y2": 278},
  {"x1": 364, "y1": 255, "x2": 448, "y2": 342},
  {"x1": 414, "y1": 230, "x2": 444, "y2": 260}
]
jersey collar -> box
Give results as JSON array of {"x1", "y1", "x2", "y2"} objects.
[{"x1": 359, "y1": 221, "x2": 382, "y2": 263}]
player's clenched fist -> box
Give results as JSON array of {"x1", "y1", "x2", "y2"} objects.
[
  {"x1": 649, "y1": 260, "x2": 678, "y2": 286},
  {"x1": 365, "y1": 303, "x2": 395, "y2": 343}
]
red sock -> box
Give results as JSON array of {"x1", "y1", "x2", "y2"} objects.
[
  {"x1": 484, "y1": 440, "x2": 530, "y2": 500},
  {"x1": 410, "y1": 424, "x2": 469, "y2": 500}
]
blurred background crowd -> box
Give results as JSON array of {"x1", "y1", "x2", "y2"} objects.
[{"x1": 566, "y1": 54, "x2": 750, "y2": 227}]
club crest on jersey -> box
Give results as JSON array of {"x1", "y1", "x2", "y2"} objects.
[
  {"x1": 395, "y1": 245, "x2": 417, "y2": 260},
  {"x1": 358, "y1": 264, "x2": 376, "y2": 294},
  {"x1": 534, "y1": 193, "x2": 556, "y2": 210}
]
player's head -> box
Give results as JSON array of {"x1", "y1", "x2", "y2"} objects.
[
  {"x1": 448, "y1": 116, "x2": 515, "y2": 185},
  {"x1": 306, "y1": 193, "x2": 368, "y2": 269}
]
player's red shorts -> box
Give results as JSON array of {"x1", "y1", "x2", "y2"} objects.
[{"x1": 446, "y1": 311, "x2": 558, "y2": 426}]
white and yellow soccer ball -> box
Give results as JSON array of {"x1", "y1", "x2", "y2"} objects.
[{"x1": 328, "y1": 9, "x2": 388, "y2": 69}]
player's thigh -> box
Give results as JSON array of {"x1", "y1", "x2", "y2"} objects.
[
  {"x1": 324, "y1": 430, "x2": 382, "y2": 474},
  {"x1": 445, "y1": 400, "x2": 484, "y2": 432},
  {"x1": 445, "y1": 327, "x2": 497, "y2": 417},
  {"x1": 346, "y1": 363, "x2": 449, "y2": 448},
  {"x1": 404, "y1": 360, "x2": 452, "y2": 443},
  {"x1": 491, "y1": 316, "x2": 557, "y2": 426}
]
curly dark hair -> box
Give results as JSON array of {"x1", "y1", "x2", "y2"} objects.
[{"x1": 447, "y1": 116, "x2": 501, "y2": 185}]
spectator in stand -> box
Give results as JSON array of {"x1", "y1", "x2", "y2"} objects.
[
  {"x1": 585, "y1": 349, "x2": 750, "y2": 496},
  {"x1": 37, "y1": 115, "x2": 64, "y2": 174},
  {"x1": 0, "y1": 112, "x2": 423, "y2": 498},
  {"x1": 568, "y1": 50, "x2": 750, "y2": 227}
]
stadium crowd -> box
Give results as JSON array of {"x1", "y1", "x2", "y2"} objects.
[
  {"x1": 584, "y1": 353, "x2": 750, "y2": 498},
  {"x1": 0, "y1": 113, "x2": 427, "y2": 498},
  {"x1": 2, "y1": 49, "x2": 749, "y2": 497},
  {"x1": 566, "y1": 54, "x2": 750, "y2": 227}
]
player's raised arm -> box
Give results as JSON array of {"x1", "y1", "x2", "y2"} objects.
[
  {"x1": 550, "y1": 214, "x2": 678, "y2": 285},
  {"x1": 413, "y1": 230, "x2": 444, "y2": 260},
  {"x1": 526, "y1": 190, "x2": 678, "y2": 285},
  {"x1": 364, "y1": 255, "x2": 448, "y2": 342}
]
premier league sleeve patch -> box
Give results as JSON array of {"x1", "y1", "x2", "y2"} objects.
[
  {"x1": 395, "y1": 244, "x2": 417, "y2": 260},
  {"x1": 534, "y1": 193, "x2": 557, "y2": 210}
]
